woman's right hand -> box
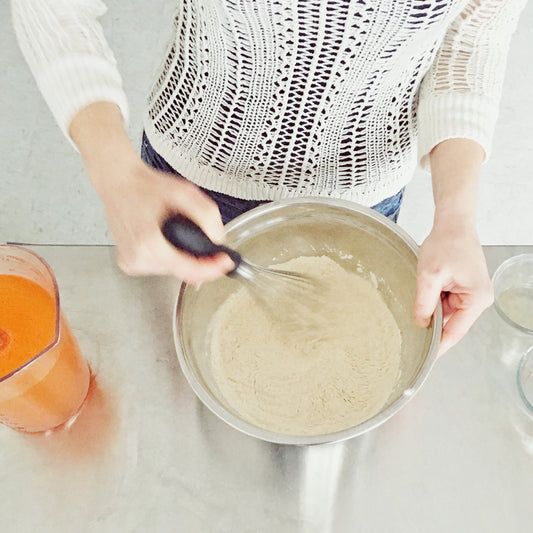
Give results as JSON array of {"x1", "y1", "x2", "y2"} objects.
[
  {"x1": 69, "y1": 102, "x2": 234, "y2": 283},
  {"x1": 97, "y1": 159, "x2": 235, "y2": 283}
]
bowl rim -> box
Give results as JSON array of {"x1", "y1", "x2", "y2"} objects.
[
  {"x1": 173, "y1": 197, "x2": 442, "y2": 445},
  {"x1": 492, "y1": 253, "x2": 533, "y2": 334}
]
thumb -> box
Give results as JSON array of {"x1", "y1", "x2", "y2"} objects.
[
  {"x1": 437, "y1": 307, "x2": 477, "y2": 357},
  {"x1": 414, "y1": 270, "x2": 443, "y2": 328}
]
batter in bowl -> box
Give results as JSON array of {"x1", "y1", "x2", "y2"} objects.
[{"x1": 210, "y1": 255, "x2": 402, "y2": 436}]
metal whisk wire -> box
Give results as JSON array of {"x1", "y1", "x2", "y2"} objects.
[
  {"x1": 162, "y1": 214, "x2": 326, "y2": 333},
  {"x1": 231, "y1": 259, "x2": 327, "y2": 330}
]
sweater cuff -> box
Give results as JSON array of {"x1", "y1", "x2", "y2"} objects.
[
  {"x1": 417, "y1": 92, "x2": 498, "y2": 171},
  {"x1": 37, "y1": 55, "x2": 129, "y2": 145}
]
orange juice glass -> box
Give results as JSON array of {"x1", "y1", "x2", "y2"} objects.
[{"x1": 0, "y1": 245, "x2": 90, "y2": 432}]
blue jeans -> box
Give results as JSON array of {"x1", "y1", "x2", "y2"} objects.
[{"x1": 141, "y1": 133, "x2": 403, "y2": 224}]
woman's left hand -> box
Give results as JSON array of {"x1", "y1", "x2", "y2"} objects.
[{"x1": 413, "y1": 219, "x2": 494, "y2": 357}]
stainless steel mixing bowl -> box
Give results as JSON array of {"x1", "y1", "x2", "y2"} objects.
[{"x1": 173, "y1": 198, "x2": 442, "y2": 445}]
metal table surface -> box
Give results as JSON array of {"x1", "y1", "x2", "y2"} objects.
[{"x1": 1, "y1": 245, "x2": 532, "y2": 533}]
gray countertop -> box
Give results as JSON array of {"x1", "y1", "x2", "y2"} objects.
[{"x1": 1, "y1": 245, "x2": 532, "y2": 533}]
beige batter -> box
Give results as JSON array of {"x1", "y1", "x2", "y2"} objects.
[{"x1": 210, "y1": 255, "x2": 402, "y2": 436}]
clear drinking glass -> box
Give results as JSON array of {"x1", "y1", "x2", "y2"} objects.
[
  {"x1": 0, "y1": 245, "x2": 91, "y2": 432},
  {"x1": 492, "y1": 254, "x2": 533, "y2": 420},
  {"x1": 492, "y1": 254, "x2": 533, "y2": 333},
  {"x1": 518, "y1": 346, "x2": 533, "y2": 415}
]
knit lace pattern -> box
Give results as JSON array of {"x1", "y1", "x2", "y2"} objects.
[{"x1": 12, "y1": 0, "x2": 527, "y2": 204}]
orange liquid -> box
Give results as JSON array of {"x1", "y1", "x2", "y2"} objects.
[{"x1": 0, "y1": 275, "x2": 90, "y2": 432}]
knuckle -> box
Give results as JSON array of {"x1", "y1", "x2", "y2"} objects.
[
  {"x1": 418, "y1": 265, "x2": 444, "y2": 281},
  {"x1": 417, "y1": 273, "x2": 441, "y2": 294},
  {"x1": 204, "y1": 201, "x2": 220, "y2": 218},
  {"x1": 117, "y1": 257, "x2": 137, "y2": 276},
  {"x1": 193, "y1": 195, "x2": 219, "y2": 218},
  {"x1": 171, "y1": 180, "x2": 220, "y2": 217},
  {"x1": 176, "y1": 177, "x2": 200, "y2": 197},
  {"x1": 117, "y1": 246, "x2": 151, "y2": 276}
]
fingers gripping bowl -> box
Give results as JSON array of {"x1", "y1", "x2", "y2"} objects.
[{"x1": 173, "y1": 198, "x2": 442, "y2": 445}]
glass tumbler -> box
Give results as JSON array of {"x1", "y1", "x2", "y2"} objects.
[
  {"x1": 492, "y1": 253, "x2": 533, "y2": 333},
  {"x1": 0, "y1": 246, "x2": 91, "y2": 432},
  {"x1": 518, "y1": 345, "x2": 533, "y2": 415},
  {"x1": 492, "y1": 253, "x2": 533, "y2": 421}
]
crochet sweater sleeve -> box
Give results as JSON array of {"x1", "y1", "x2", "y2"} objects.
[
  {"x1": 417, "y1": 0, "x2": 527, "y2": 170},
  {"x1": 11, "y1": 0, "x2": 128, "y2": 139}
]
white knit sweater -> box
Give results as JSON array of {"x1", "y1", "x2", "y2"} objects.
[{"x1": 12, "y1": 0, "x2": 526, "y2": 205}]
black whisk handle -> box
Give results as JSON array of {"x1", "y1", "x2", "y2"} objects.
[{"x1": 161, "y1": 214, "x2": 241, "y2": 272}]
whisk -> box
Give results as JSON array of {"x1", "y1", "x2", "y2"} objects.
[{"x1": 162, "y1": 214, "x2": 326, "y2": 332}]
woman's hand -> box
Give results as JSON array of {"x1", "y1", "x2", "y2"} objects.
[
  {"x1": 415, "y1": 137, "x2": 494, "y2": 356},
  {"x1": 96, "y1": 159, "x2": 234, "y2": 283},
  {"x1": 413, "y1": 219, "x2": 494, "y2": 356},
  {"x1": 70, "y1": 102, "x2": 234, "y2": 284}
]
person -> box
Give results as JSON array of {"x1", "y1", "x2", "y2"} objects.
[{"x1": 12, "y1": 0, "x2": 527, "y2": 356}]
